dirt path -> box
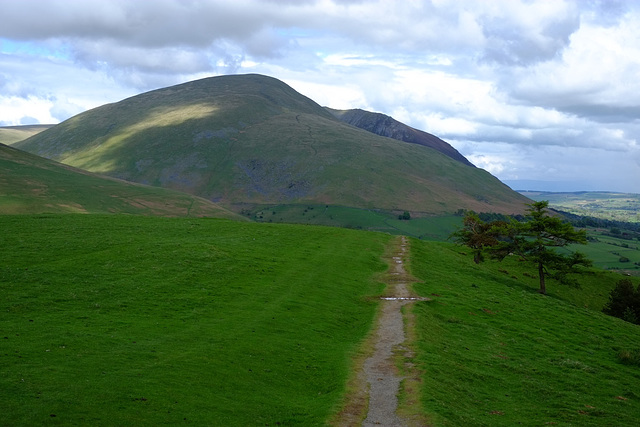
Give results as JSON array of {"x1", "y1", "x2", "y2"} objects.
[
  {"x1": 331, "y1": 236, "x2": 429, "y2": 426},
  {"x1": 362, "y1": 236, "x2": 428, "y2": 426}
]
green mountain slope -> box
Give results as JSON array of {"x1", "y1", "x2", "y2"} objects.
[
  {"x1": 16, "y1": 74, "x2": 530, "y2": 215},
  {"x1": 0, "y1": 143, "x2": 242, "y2": 218}
]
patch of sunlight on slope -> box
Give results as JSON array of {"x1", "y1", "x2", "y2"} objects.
[{"x1": 67, "y1": 103, "x2": 219, "y2": 172}]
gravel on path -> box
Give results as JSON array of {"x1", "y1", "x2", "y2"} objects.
[{"x1": 362, "y1": 236, "x2": 429, "y2": 427}]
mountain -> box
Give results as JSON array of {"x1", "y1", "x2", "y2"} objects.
[
  {"x1": 0, "y1": 142, "x2": 242, "y2": 218},
  {"x1": 15, "y1": 74, "x2": 530, "y2": 215},
  {"x1": 327, "y1": 108, "x2": 474, "y2": 167}
]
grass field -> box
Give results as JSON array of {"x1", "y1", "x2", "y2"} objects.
[
  {"x1": 2, "y1": 215, "x2": 640, "y2": 425},
  {"x1": 252, "y1": 206, "x2": 640, "y2": 277},
  {"x1": 0, "y1": 215, "x2": 389, "y2": 425}
]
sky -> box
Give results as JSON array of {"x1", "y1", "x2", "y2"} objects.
[{"x1": 1, "y1": 0, "x2": 639, "y2": 193}]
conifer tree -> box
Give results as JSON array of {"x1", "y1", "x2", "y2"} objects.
[
  {"x1": 453, "y1": 201, "x2": 591, "y2": 294},
  {"x1": 603, "y1": 278, "x2": 640, "y2": 324}
]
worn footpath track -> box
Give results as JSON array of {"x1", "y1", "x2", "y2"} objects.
[{"x1": 333, "y1": 236, "x2": 430, "y2": 426}]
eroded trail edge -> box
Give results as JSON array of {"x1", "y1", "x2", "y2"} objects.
[{"x1": 333, "y1": 236, "x2": 429, "y2": 426}]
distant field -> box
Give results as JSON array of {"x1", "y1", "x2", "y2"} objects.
[
  {"x1": 245, "y1": 203, "x2": 463, "y2": 240},
  {"x1": 570, "y1": 228, "x2": 640, "y2": 277},
  {"x1": 519, "y1": 191, "x2": 640, "y2": 275},
  {"x1": 522, "y1": 191, "x2": 640, "y2": 223},
  {"x1": 0, "y1": 125, "x2": 52, "y2": 145}
]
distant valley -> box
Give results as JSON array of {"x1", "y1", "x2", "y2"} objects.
[{"x1": 522, "y1": 191, "x2": 640, "y2": 223}]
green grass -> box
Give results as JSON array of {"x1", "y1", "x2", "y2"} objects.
[
  {"x1": 385, "y1": 215, "x2": 463, "y2": 241},
  {"x1": 408, "y1": 240, "x2": 640, "y2": 426},
  {"x1": 250, "y1": 205, "x2": 640, "y2": 277},
  {"x1": 0, "y1": 215, "x2": 390, "y2": 425},
  {"x1": 250, "y1": 204, "x2": 397, "y2": 231}
]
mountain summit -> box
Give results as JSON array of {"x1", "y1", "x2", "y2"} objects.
[{"x1": 16, "y1": 74, "x2": 529, "y2": 215}]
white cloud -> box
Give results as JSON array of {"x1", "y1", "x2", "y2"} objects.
[
  {"x1": 72, "y1": 41, "x2": 212, "y2": 74},
  {"x1": 418, "y1": 115, "x2": 479, "y2": 138},
  {"x1": 285, "y1": 79, "x2": 369, "y2": 110},
  {"x1": 0, "y1": 96, "x2": 55, "y2": 126},
  {"x1": 508, "y1": 9, "x2": 640, "y2": 117},
  {"x1": 466, "y1": 153, "x2": 508, "y2": 175},
  {"x1": 479, "y1": 0, "x2": 580, "y2": 64}
]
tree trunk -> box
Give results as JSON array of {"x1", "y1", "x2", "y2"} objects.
[{"x1": 538, "y1": 261, "x2": 546, "y2": 294}]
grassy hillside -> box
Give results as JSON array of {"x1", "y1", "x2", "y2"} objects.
[
  {"x1": 408, "y1": 239, "x2": 640, "y2": 426},
  {"x1": 0, "y1": 124, "x2": 52, "y2": 145},
  {"x1": 2, "y1": 215, "x2": 639, "y2": 425},
  {"x1": 15, "y1": 74, "x2": 530, "y2": 216},
  {"x1": 0, "y1": 143, "x2": 241, "y2": 218}
]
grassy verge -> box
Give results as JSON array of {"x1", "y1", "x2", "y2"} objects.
[
  {"x1": 409, "y1": 239, "x2": 640, "y2": 426},
  {"x1": 0, "y1": 215, "x2": 390, "y2": 425}
]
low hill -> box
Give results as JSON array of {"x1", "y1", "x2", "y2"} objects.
[
  {"x1": 16, "y1": 74, "x2": 530, "y2": 216},
  {"x1": 0, "y1": 124, "x2": 53, "y2": 145},
  {"x1": 0, "y1": 142, "x2": 242, "y2": 218},
  {"x1": 327, "y1": 107, "x2": 474, "y2": 167}
]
